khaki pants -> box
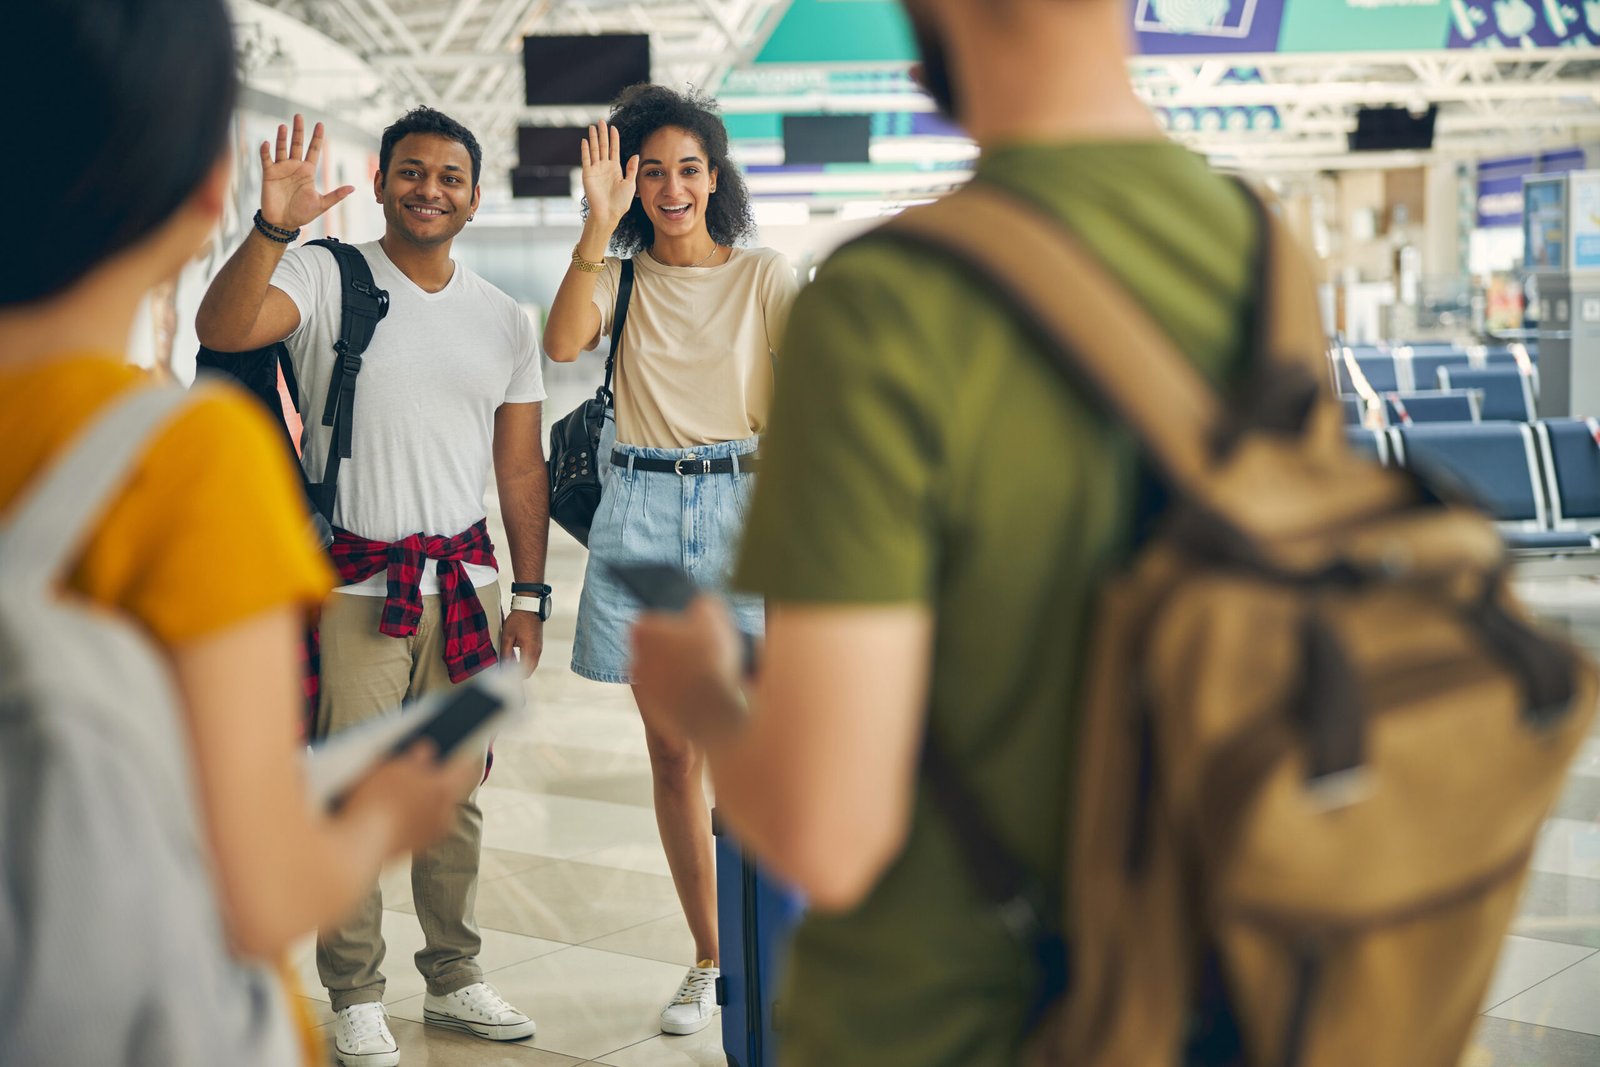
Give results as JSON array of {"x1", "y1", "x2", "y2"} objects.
[{"x1": 313, "y1": 583, "x2": 501, "y2": 1012}]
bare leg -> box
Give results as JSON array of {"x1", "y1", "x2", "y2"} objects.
[{"x1": 633, "y1": 684, "x2": 718, "y2": 964}]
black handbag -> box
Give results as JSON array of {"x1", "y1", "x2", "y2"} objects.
[{"x1": 548, "y1": 257, "x2": 634, "y2": 546}]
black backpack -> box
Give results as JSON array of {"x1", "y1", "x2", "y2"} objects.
[{"x1": 195, "y1": 238, "x2": 388, "y2": 544}]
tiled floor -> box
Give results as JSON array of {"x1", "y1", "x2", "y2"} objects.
[{"x1": 288, "y1": 376, "x2": 1600, "y2": 1065}]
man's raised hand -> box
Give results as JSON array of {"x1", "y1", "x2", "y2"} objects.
[{"x1": 259, "y1": 114, "x2": 354, "y2": 232}]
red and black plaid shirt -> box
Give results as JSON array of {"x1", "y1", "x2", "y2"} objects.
[{"x1": 329, "y1": 518, "x2": 500, "y2": 683}]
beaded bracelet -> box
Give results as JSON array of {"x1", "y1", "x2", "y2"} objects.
[
  {"x1": 571, "y1": 247, "x2": 605, "y2": 273},
  {"x1": 253, "y1": 209, "x2": 300, "y2": 244}
]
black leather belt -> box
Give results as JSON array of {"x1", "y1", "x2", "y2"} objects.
[{"x1": 611, "y1": 450, "x2": 760, "y2": 475}]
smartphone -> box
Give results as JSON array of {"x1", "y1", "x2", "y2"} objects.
[
  {"x1": 389, "y1": 683, "x2": 505, "y2": 762},
  {"x1": 606, "y1": 561, "x2": 760, "y2": 676},
  {"x1": 605, "y1": 561, "x2": 699, "y2": 612}
]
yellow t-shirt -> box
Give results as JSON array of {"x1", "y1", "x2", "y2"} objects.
[
  {"x1": 0, "y1": 353, "x2": 333, "y2": 641},
  {"x1": 0, "y1": 352, "x2": 334, "y2": 1064}
]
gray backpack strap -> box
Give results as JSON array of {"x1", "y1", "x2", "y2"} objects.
[{"x1": 0, "y1": 384, "x2": 196, "y2": 595}]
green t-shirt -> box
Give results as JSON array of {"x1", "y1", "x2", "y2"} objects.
[{"x1": 734, "y1": 142, "x2": 1257, "y2": 1067}]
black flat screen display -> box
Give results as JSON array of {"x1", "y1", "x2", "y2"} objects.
[
  {"x1": 782, "y1": 115, "x2": 872, "y2": 165},
  {"x1": 510, "y1": 167, "x2": 573, "y2": 198},
  {"x1": 523, "y1": 34, "x2": 650, "y2": 106},
  {"x1": 518, "y1": 126, "x2": 589, "y2": 168},
  {"x1": 1348, "y1": 106, "x2": 1437, "y2": 152}
]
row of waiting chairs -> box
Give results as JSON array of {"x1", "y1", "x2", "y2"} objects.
[
  {"x1": 1331, "y1": 343, "x2": 1535, "y2": 398},
  {"x1": 1339, "y1": 366, "x2": 1539, "y2": 426},
  {"x1": 1346, "y1": 419, "x2": 1600, "y2": 560},
  {"x1": 1342, "y1": 390, "x2": 1481, "y2": 427}
]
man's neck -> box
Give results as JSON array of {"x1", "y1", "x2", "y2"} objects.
[
  {"x1": 944, "y1": 0, "x2": 1163, "y2": 150},
  {"x1": 379, "y1": 233, "x2": 457, "y2": 293}
]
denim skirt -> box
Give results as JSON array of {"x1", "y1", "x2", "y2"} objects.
[{"x1": 571, "y1": 416, "x2": 765, "y2": 684}]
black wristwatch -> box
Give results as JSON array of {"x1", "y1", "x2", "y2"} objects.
[{"x1": 510, "y1": 582, "x2": 553, "y2": 621}]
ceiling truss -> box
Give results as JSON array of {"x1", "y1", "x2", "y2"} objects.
[{"x1": 250, "y1": 0, "x2": 1600, "y2": 196}]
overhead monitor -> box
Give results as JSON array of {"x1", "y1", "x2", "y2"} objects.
[
  {"x1": 1347, "y1": 106, "x2": 1437, "y2": 152},
  {"x1": 523, "y1": 34, "x2": 650, "y2": 106},
  {"x1": 782, "y1": 115, "x2": 872, "y2": 165},
  {"x1": 517, "y1": 126, "x2": 588, "y2": 169},
  {"x1": 510, "y1": 167, "x2": 574, "y2": 199}
]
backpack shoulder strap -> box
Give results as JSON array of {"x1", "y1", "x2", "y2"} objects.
[
  {"x1": 303, "y1": 237, "x2": 389, "y2": 525},
  {"x1": 308, "y1": 237, "x2": 389, "y2": 361},
  {"x1": 877, "y1": 181, "x2": 1295, "y2": 500},
  {"x1": 0, "y1": 385, "x2": 197, "y2": 595}
]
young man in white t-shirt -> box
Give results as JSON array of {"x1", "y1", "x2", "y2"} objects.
[{"x1": 197, "y1": 107, "x2": 549, "y2": 1067}]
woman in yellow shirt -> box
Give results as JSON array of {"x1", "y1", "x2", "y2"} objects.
[{"x1": 1, "y1": 1, "x2": 479, "y2": 1062}]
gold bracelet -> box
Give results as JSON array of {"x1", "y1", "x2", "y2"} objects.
[{"x1": 571, "y1": 247, "x2": 605, "y2": 273}]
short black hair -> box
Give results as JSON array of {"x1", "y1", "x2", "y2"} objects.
[
  {"x1": 380, "y1": 107, "x2": 484, "y2": 187},
  {"x1": 7, "y1": 0, "x2": 237, "y2": 305},
  {"x1": 598, "y1": 85, "x2": 756, "y2": 256}
]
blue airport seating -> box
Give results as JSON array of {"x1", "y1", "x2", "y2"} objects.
[
  {"x1": 1354, "y1": 355, "x2": 1401, "y2": 394},
  {"x1": 1408, "y1": 351, "x2": 1471, "y2": 391},
  {"x1": 1535, "y1": 419, "x2": 1600, "y2": 528},
  {"x1": 1341, "y1": 396, "x2": 1363, "y2": 426},
  {"x1": 1383, "y1": 390, "x2": 1478, "y2": 424},
  {"x1": 1391, "y1": 423, "x2": 1543, "y2": 526},
  {"x1": 1330, "y1": 347, "x2": 1399, "y2": 395},
  {"x1": 1437, "y1": 366, "x2": 1535, "y2": 422}
]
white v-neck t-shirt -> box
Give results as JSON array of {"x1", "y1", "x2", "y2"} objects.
[{"x1": 272, "y1": 240, "x2": 545, "y2": 595}]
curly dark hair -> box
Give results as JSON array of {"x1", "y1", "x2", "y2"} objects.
[
  {"x1": 596, "y1": 84, "x2": 756, "y2": 256},
  {"x1": 380, "y1": 106, "x2": 483, "y2": 187}
]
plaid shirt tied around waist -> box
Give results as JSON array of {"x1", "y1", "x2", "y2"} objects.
[{"x1": 330, "y1": 518, "x2": 500, "y2": 683}]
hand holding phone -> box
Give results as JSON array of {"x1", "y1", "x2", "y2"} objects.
[
  {"x1": 387, "y1": 685, "x2": 505, "y2": 762},
  {"x1": 605, "y1": 561, "x2": 699, "y2": 612},
  {"x1": 608, "y1": 561, "x2": 759, "y2": 677}
]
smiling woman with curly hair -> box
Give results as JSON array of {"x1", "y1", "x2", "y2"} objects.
[
  {"x1": 541, "y1": 82, "x2": 798, "y2": 1039},
  {"x1": 600, "y1": 85, "x2": 757, "y2": 255}
]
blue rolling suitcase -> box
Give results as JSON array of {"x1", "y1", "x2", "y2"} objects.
[{"x1": 714, "y1": 810, "x2": 805, "y2": 1067}]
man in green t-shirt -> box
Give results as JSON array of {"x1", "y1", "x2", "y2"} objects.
[{"x1": 631, "y1": 1, "x2": 1259, "y2": 1063}]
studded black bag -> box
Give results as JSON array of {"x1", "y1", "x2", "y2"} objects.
[{"x1": 548, "y1": 257, "x2": 634, "y2": 546}]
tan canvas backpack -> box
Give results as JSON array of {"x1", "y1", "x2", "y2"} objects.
[{"x1": 884, "y1": 182, "x2": 1597, "y2": 1067}]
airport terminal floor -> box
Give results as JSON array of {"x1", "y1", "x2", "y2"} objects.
[{"x1": 277, "y1": 377, "x2": 1600, "y2": 1067}]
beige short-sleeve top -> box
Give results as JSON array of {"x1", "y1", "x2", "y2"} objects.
[{"x1": 592, "y1": 245, "x2": 798, "y2": 448}]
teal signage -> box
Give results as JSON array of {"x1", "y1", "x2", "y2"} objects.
[
  {"x1": 748, "y1": 0, "x2": 1597, "y2": 65},
  {"x1": 1277, "y1": 0, "x2": 1452, "y2": 53},
  {"x1": 754, "y1": 0, "x2": 916, "y2": 64}
]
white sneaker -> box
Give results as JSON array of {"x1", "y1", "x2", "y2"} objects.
[
  {"x1": 659, "y1": 960, "x2": 720, "y2": 1036},
  {"x1": 423, "y1": 981, "x2": 536, "y2": 1041},
  {"x1": 332, "y1": 1002, "x2": 400, "y2": 1067}
]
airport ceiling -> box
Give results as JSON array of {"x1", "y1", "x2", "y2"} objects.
[{"x1": 256, "y1": 0, "x2": 1600, "y2": 202}]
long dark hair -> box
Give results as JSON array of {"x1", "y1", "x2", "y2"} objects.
[
  {"x1": 597, "y1": 85, "x2": 756, "y2": 256},
  {"x1": 6, "y1": 0, "x2": 238, "y2": 305}
]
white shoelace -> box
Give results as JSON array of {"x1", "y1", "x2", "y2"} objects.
[
  {"x1": 672, "y1": 969, "x2": 716, "y2": 1006},
  {"x1": 342, "y1": 1004, "x2": 390, "y2": 1045},
  {"x1": 454, "y1": 983, "x2": 516, "y2": 1019}
]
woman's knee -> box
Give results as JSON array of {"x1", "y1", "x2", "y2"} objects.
[{"x1": 642, "y1": 727, "x2": 700, "y2": 785}]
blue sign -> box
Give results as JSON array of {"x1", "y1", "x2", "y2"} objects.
[{"x1": 1478, "y1": 149, "x2": 1588, "y2": 227}]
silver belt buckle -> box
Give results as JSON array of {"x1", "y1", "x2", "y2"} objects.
[{"x1": 674, "y1": 452, "x2": 710, "y2": 476}]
